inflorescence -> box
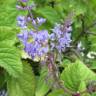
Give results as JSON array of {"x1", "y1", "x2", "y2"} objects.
[{"x1": 17, "y1": 0, "x2": 72, "y2": 61}]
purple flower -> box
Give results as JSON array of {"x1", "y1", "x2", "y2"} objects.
[
  {"x1": 28, "y1": 30, "x2": 49, "y2": 60},
  {"x1": 32, "y1": 20, "x2": 36, "y2": 26},
  {"x1": 50, "y1": 23, "x2": 72, "y2": 53},
  {"x1": 20, "y1": 0, "x2": 28, "y2": 2},
  {"x1": 17, "y1": 14, "x2": 73, "y2": 62},
  {"x1": 17, "y1": 17, "x2": 49, "y2": 61},
  {"x1": 17, "y1": 30, "x2": 28, "y2": 45},
  {"x1": 32, "y1": 17, "x2": 46, "y2": 28},
  {"x1": 37, "y1": 30, "x2": 49, "y2": 41},
  {"x1": 65, "y1": 26, "x2": 72, "y2": 32},
  {"x1": 27, "y1": 17, "x2": 32, "y2": 22},
  {"x1": 16, "y1": 5, "x2": 32, "y2": 10},
  {"x1": 17, "y1": 16, "x2": 27, "y2": 28},
  {"x1": 50, "y1": 33, "x2": 55, "y2": 41},
  {"x1": 37, "y1": 17, "x2": 46, "y2": 25},
  {"x1": 52, "y1": 24, "x2": 62, "y2": 38}
]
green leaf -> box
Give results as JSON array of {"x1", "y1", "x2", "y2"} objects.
[
  {"x1": 0, "y1": 0, "x2": 17, "y2": 26},
  {"x1": 36, "y1": 67, "x2": 50, "y2": 96},
  {"x1": 48, "y1": 89, "x2": 64, "y2": 96},
  {"x1": 0, "y1": 42, "x2": 23, "y2": 77},
  {"x1": 61, "y1": 59, "x2": 72, "y2": 68},
  {"x1": 36, "y1": 6, "x2": 61, "y2": 24},
  {"x1": 0, "y1": 26, "x2": 19, "y2": 46},
  {"x1": 0, "y1": 0, "x2": 26, "y2": 26},
  {"x1": 7, "y1": 62, "x2": 35, "y2": 96},
  {"x1": 61, "y1": 60, "x2": 96, "y2": 92}
]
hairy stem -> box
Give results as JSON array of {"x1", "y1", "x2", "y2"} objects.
[{"x1": 46, "y1": 53, "x2": 75, "y2": 95}]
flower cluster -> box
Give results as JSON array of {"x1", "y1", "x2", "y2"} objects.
[
  {"x1": 17, "y1": 16, "x2": 49, "y2": 61},
  {"x1": 17, "y1": 15, "x2": 72, "y2": 61},
  {"x1": 32, "y1": 17, "x2": 46, "y2": 28},
  {"x1": 17, "y1": 16, "x2": 27, "y2": 28},
  {"x1": 50, "y1": 23, "x2": 72, "y2": 54},
  {"x1": 17, "y1": 0, "x2": 72, "y2": 61},
  {"x1": 17, "y1": 15, "x2": 46, "y2": 29}
]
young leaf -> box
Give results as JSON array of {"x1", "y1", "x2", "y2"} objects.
[{"x1": 61, "y1": 60, "x2": 96, "y2": 92}]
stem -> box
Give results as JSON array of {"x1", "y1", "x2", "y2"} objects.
[
  {"x1": 73, "y1": 16, "x2": 85, "y2": 45},
  {"x1": 46, "y1": 53, "x2": 75, "y2": 95},
  {"x1": 28, "y1": 8, "x2": 33, "y2": 19},
  {"x1": 73, "y1": 19, "x2": 96, "y2": 45}
]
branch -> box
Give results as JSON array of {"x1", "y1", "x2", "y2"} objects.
[
  {"x1": 73, "y1": 16, "x2": 85, "y2": 45},
  {"x1": 73, "y1": 19, "x2": 96, "y2": 45},
  {"x1": 46, "y1": 53, "x2": 75, "y2": 95}
]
